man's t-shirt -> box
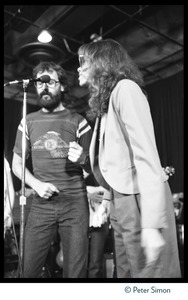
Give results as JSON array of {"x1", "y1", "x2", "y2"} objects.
[{"x1": 13, "y1": 109, "x2": 92, "y2": 193}]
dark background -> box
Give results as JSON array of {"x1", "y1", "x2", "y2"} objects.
[{"x1": 4, "y1": 5, "x2": 184, "y2": 193}]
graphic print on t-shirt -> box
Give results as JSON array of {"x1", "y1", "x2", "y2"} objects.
[{"x1": 32, "y1": 131, "x2": 69, "y2": 158}]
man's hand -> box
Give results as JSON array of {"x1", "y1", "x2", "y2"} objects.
[
  {"x1": 68, "y1": 141, "x2": 83, "y2": 163},
  {"x1": 87, "y1": 186, "x2": 105, "y2": 210},
  {"x1": 92, "y1": 200, "x2": 110, "y2": 227},
  {"x1": 141, "y1": 228, "x2": 165, "y2": 266},
  {"x1": 34, "y1": 182, "x2": 59, "y2": 199}
]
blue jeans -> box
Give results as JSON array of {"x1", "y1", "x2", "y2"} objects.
[{"x1": 23, "y1": 190, "x2": 89, "y2": 278}]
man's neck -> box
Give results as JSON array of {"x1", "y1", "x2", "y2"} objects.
[{"x1": 42, "y1": 103, "x2": 65, "y2": 113}]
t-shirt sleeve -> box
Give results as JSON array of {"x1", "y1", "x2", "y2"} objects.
[{"x1": 13, "y1": 118, "x2": 31, "y2": 159}]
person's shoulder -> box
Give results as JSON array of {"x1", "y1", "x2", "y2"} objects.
[
  {"x1": 114, "y1": 79, "x2": 143, "y2": 98},
  {"x1": 116, "y1": 78, "x2": 139, "y2": 90},
  {"x1": 70, "y1": 111, "x2": 88, "y2": 123},
  {"x1": 112, "y1": 79, "x2": 146, "y2": 109},
  {"x1": 26, "y1": 110, "x2": 40, "y2": 120}
]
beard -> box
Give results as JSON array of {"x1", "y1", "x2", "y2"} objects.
[{"x1": 37, "y1": 89, "x2": 61, "y2": 111}]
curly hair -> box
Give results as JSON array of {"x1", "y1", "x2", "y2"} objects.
[
  {"x1": 78, "y1": 39, "x2": 144, "y2": 119},
  {"x1": 32, "y1": 61, "x2": 68, "y2": 92}
]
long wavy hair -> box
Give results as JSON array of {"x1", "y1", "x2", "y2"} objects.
[{"x1": 78, "y1": 39, "x2": 144, "y2": 120}]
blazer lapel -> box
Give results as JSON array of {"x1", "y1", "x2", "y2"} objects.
[
  {"x1": 89, "y1": 116, "x2": 99, "y2": 170},
  {"x1": 99, "y1": 114, "x2": 106, "y2": 148}
]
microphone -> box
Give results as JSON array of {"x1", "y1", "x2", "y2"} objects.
[{"x1": 4, "y1": 75, "x2": 51, "y2": 87}]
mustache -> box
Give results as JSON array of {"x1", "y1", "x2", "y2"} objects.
[{"x1": 40, "y1": 90, "x2": 52, "y2": 97}]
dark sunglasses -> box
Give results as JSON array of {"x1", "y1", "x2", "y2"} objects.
[{"x1": 79, "y1": 55, "x2": 86, "y2": 67}]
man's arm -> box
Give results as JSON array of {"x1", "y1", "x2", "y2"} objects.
[
  {"x1": 12, "y1": 152, "x2": 59, "y2": 199},
  {"x1": 68, "y1": 141, "x2": 91, "y2": 173}
]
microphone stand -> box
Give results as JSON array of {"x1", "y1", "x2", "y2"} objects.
[
  {"x1": 18, "y1": 81, "x2": 29, "y2": 278},
  {"x1": 4, "y1": 76, "x2": 50, "y2": 277}
]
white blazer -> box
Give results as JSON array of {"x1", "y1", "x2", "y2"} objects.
[{"x1": 90, "y1": 79, "x2": 169, "y2": 228}]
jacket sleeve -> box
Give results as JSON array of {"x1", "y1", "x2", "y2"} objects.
[{"x1": 114, "y1": 79, "x2": 168, "y2": 229}]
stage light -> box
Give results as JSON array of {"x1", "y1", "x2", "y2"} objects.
[{"x1": 38, "y1": 30, "x2": 52, "y2": 43}]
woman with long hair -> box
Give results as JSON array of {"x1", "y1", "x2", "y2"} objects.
[{"x1": 77, "y1": 39, "x2": 181, "y2": 278}]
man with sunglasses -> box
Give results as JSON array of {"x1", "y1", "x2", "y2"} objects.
[{"x1": 12, "y1": 61, "x2": 92, "y2": 278}]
